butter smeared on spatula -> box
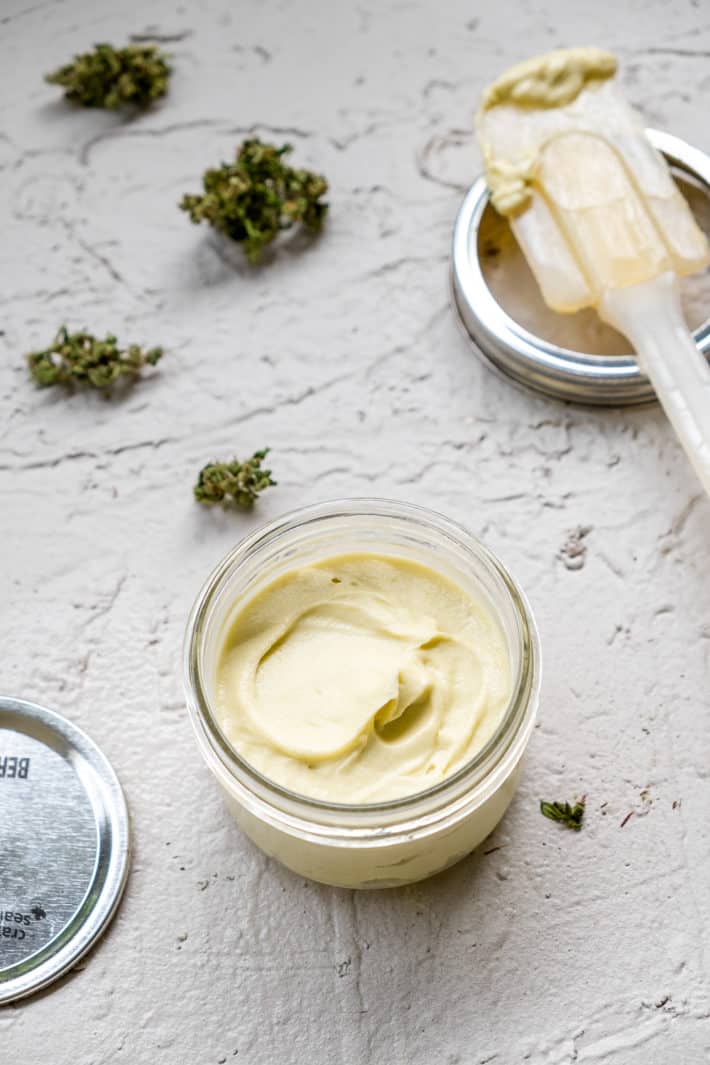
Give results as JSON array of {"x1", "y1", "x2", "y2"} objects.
[{"x1": 477, "y1": 48, "x2": 710, "y2": 493}]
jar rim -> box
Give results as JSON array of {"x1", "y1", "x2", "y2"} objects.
[{"x1": 184, "y1": 498, "x2": 541, "y2": 828}]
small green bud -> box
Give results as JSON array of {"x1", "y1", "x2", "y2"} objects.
[
  {"x1": 46, "y1": 43, "x2": 171, "y2": 109},
  {"x1": 180, "y1": 139, "x2": 328, "y2": 261},
  {"x1": 194, "y1": 450, "x2": 276, "y2": 508},
  {"x1": 27, "y1": 327, "x2": 164, "y2": 390},
  {"x1": 539, "y1": 798, "x2": 585, "y2": 831}
]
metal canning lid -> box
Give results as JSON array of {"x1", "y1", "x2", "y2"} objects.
[
  {"x1": 0, "y1": 696, "x2": 130, "y2": 1004},
  {"x1": 452, "y1": 129, "x2": 710, "y2": 406}
]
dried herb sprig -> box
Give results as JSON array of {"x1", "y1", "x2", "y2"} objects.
[
  {"x1": 45, "y1": 43, "x2": 170, "y2": 109},
  {"x1": 27, "y1": 327, "x2": 163, "y2": 390},
  {"x1": 540, "y1": 798, "x2": 585, "y2": 832},
  {"x1": 180, "y1": 139, "x2": 328, "y2": 261},
  {"x1": 194, "y1": 450, "x2": 275, "y2": 508}
]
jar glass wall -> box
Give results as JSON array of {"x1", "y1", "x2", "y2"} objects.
[{"x1": 184, "y1": 499, "x2": 541, "y2": 888}]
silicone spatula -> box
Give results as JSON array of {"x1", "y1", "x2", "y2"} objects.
[{"x1": 476, "y1": 48, "x2": 710, "y2": 494}]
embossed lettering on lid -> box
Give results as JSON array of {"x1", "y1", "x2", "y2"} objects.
[{"x1": 0, "y1": 696, "x2": 130, "y2": 1003}]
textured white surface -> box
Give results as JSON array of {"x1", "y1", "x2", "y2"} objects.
[{"x1": 2, "y1": 0, "x2": 710, "y2": 1061}]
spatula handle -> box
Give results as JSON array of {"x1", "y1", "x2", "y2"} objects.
[{"x1": 601, "y1": 273, "x2": 710, "y2": 496}]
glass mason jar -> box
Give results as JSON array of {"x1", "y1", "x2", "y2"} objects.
[{"x1": 184, "y1": 499, "x2": 541, "y2": 889}]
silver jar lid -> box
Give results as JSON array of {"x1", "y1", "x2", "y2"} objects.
[
  {"x1": 452, "y1": 129, "x2": 710, "y2": 406},
  {"x1": 0, "y1": 697, "x2": 130, "y2": 1003}
]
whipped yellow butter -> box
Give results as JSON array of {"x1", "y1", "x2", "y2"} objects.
[
  {"x1": 477, "y1": 47, "x2": 617, "y2": 216},
  {"x1": 481, "y1": 47, "x2": 616, "y2": 112},
  {"x1": 216, "y1": 554, "x2": 511, "y2": 803}
]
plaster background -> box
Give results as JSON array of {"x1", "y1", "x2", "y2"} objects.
[{"x1": 1, "y1": 0, "x2": 709, "y2": 1061}]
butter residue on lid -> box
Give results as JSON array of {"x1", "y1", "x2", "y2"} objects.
[{"x1": 480, "y1": 47, "x2": 617, "y2": 112}]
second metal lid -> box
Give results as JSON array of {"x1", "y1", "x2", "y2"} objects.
[
  {"x1": 0, "y1": 696, "x2": 130, "y2": 1004},
  {"x1": 452, "y1": 129, "x2": 710, "y2": 406}
]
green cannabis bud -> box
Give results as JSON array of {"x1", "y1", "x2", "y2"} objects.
[
  {"x1": 194, "y1": 450, "x2": 276, "y2": 508},
  {"x1": 27, "y1": 327, "x2": 164, "y2": 390},
  {"x1": 180, "y1": 139, "x2": 328, "y2": 261},
  {"x1": 540, "y1": 799, "x2": 585, "y2": 831},
  {"x1": 45, "y1": 43, "x2": 171, "y2": 109}
]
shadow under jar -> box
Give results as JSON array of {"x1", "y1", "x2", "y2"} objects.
[{"x1": 184, "y1": 499, "x2": 541, "y2": 888}]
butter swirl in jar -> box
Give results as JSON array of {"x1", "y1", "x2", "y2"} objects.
[
  {"x1": 216, "y1": 554, "x2": 511, "y2": 803},
  {"x1": 185, "y1": 500, "x2": 540, "y2": 889}
]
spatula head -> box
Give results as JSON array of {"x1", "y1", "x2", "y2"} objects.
[{"x1": 477, "y1": 49, "x2": 710, "y2": 313}]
